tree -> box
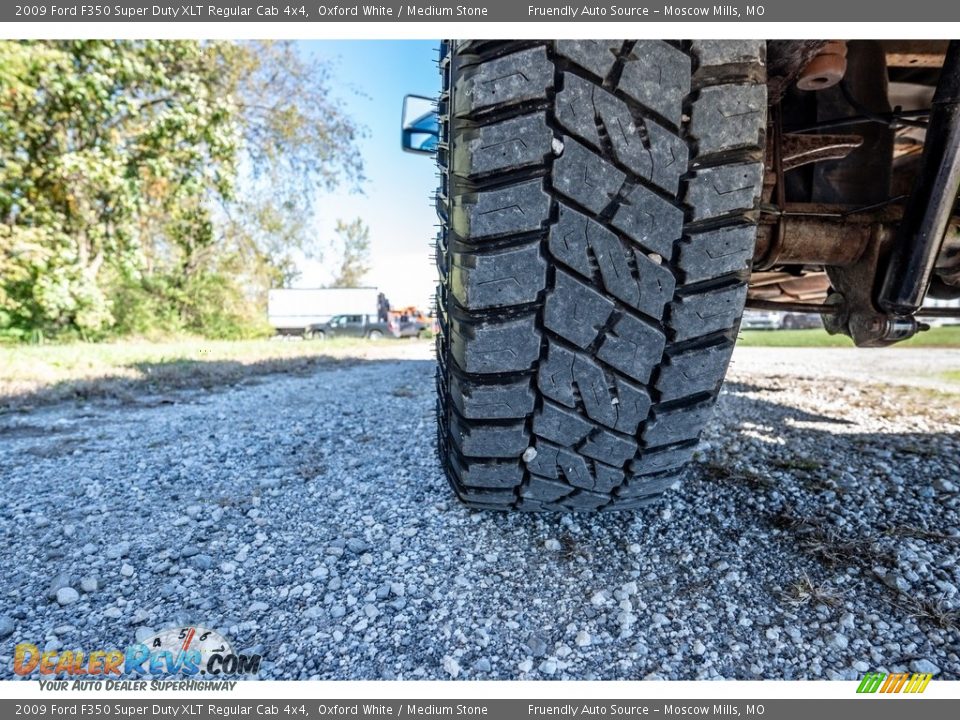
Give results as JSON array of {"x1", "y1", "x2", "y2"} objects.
[
  {"x1": 329, "y1": 218, "x2": 371, "y2": 288},
  {"x1": 0, "y1": 40, "x2": 239, "y2": 337},
  {"x1": 0, "y1": 40, "x2": 365, "y2": 339}
]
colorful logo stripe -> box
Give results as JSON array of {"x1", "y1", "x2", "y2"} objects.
[{"x1": 856, "y1": 672, "x2": 932, "y2": 694}]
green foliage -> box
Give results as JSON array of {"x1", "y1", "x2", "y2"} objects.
[
  {"x1": 0, "y1": 40, "x2": 363, "y2": 341},
  {"x1": 329, "y1": 218, "x2": 372, "y2": 288}
]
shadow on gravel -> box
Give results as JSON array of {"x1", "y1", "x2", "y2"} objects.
[
  {"x1": 0, "y1": 354, "x2": 374, "y2": 413},
  {"x1": 446, "y1": 378, "x2": 959, "y2": 669}
]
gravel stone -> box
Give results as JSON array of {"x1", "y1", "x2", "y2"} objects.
[
  {"x1": 910, "y1": 659, "x2": 941, "y2": 675},
  {"x1": 347, "y1": 538, "x2": 369, "y2": 554},
  {"x1": 526, "y1": 633, "x2": 549, "y2": 657},
  {"x1": 0, "y1": 616, "x2": 15, "y2": 638},
  {"x1": 830, "y1": 633, "x2": 849, "y2": 650},
  {"x1": 56, "y1": 588, "x2": 79, "y2": 606},
  {"x1": 105, "y1": 542, "x2": 130, "y2": 560},
  {"x1": 47, "y1": 572, "x2": 72, "y2": 600},
  {"x1": 442, "y1": 656, "x2": 461, "y2": 678}
]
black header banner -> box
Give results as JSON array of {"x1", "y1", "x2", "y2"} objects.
[{"x1": 4, "y1": 1, "x2": 960, "y2": 23}]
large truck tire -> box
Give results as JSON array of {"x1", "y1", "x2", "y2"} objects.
[{"x1": 435, "y1": 40, "x2": 767, "y2": 511}]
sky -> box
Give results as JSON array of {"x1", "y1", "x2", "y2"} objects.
[{"x1": 295, "y1": 40, "x2": 441, "y2": 311}]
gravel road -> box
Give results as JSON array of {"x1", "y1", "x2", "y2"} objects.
[{"x1": 1, "y1": 342, "x2": 958, "y2": 680}]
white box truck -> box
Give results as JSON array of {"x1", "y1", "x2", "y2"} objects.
[{"x1": 267, "y1": 287, "x2": 385, "y2": 334}]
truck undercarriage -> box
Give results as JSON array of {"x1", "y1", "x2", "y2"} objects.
[{"x1": 753, "y1": 40, "x2": 960, "y2": 346}]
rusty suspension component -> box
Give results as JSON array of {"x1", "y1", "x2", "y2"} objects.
[
  {"x1": 797, "y1": 41, "x2": 848, "y2": 91},
  {"x1": 755, "y1": 202, "x2": 960, "y2": 269},
  {"x1": 756, "y1": 205, "x2": 873, "y2": 268}
]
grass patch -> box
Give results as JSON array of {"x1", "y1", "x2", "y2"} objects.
[
  {"x1": 783, "y1": 571, "x2": 845, "y2": 608},
  {"x1": 0, "y1": 336, "x2": 422, "y2": 410},
  {"x1": 738, "y1": 325, "x2": 960, "y2": 348},
  {"x1": 737, "y1": 329, "x2": 855, "y2": 347},
  {"x1": 771, "y1": 457, "x2": 823, "y2": 472}
]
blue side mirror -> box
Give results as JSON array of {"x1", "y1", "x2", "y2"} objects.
[{"x1": 401, "y1": 95, "x2": 439, "y2": 154}]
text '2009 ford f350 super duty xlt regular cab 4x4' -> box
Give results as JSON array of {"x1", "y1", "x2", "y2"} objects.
[{"x1": 400, "y1": 40, "x2": 960, "y2": 512}]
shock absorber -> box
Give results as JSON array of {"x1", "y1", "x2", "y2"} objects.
[{"x1": 878, "y1": 41, "x2": 960, "y2": 315}]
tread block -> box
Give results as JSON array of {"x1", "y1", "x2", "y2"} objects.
[
  {"x1": 549, "y1": 204, "x2": 676, "y2": 319},
  {"x1": 579, "y1": 428, "x2": 638, "y2": 466},
  {"x1": 676, "y1": 226, "x2": 755, "y2": 284},
  {"x1": 449, "y1": 412, "x2": 529, "y2": 458},
  {"x1": 523, "y1": 441, "x2": 598, "y2": 492},
  {"x1": 630, "y1": 444, "x2": 696, "y2": 476},
  {"x1": 556, "y1": 74, "x2": 688, "y2": 193},
  {"x1": 691, "y1": 85, "x2": 766, "y2": 156},
  {"x1": 555, "y1": 448, "x2": 594, "y2": 490},
  {"x1": 642, "y1": 402, "x2": 715, "y2": 447},
  {"x1": 642, "y1": 120, "x2": 690, "y2": 194},
  {"x1": 533, "y1": 401, "x2": 594, "y2": 446},
  {"x1": 451, "y1": 179, "x2": 551, "y2": 241},
  {"x1": 450, "y1": 313, "x2": 541, "y2": 373},
  {"x1": 555, "y1": 40, "x2": 622, "y2": 79},
  {"x1": 618, "y1": 41, "x2": 691, "y2": 127},
  {"x1": 555, "y1": 73, "x2": 602, "y2": 147},
  {"x1": 524, "y1": 440, "x2": 562, "y2": 479},
  {"x1": 456, "y1": 486, "x2": 517, "y2": 505},
  {"x1": 670, "y1": 283, "x2": 748, "y2": 342},
  {"x1": 553, "y1": 137, "x2": 625, "y2": 214},
  {"x1": 451, "y1": 456, "x2": 524, "y2": 489},
  {"x1": 656, "y1": 340, "x2": 735, "y2": 402},
  {"x1": 455, "y1": 46, "x2": 554, "y2": 116},
  {"x1": 451, "y1": 243, "x2": 546, "y2": 309},
  {"x1": 595, "y1": 313, "x2": 665, "y2": 384},
  {"x1": 538, "y1": 340, "x2": 578, "y2": 408},
  {"x1": 543, "y1": 269, "x2": 615, "y2": 348},
  {"x1": 685, "y1": 163, "x2": 764, "y2": 222},
  {"x1": 691, "y1": 40, "x2": 765, "y2": 69},
  {"x1": 611, "y1": 184, "x2": 685, "y2": 257},
  {"x1": 591, "y1": 461, "x2": 625, "y2": 493},
  {"x1": 572, "y1": 353, "x2": 651, "y2": 435},
  {"x1": 557, "y1": 489, "x2": 611, "y2": 511},
  {"x1": 515, "y1": 498, "x2": 559, "y2": 512},
  {"x1": 522, "y1": 475, "x2": 575, "y2": 502},
  {"x1": 617, "y1": 470, "x2": 683, "y2": 498},
  {"x1": 455, "y1": 112, "x2": 552, "y2": 177},
  {"x1": 449, "y1": 373, "x2": 536, "y2": 419}
]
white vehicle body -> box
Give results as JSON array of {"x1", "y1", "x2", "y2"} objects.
[{"x1": 268, "y1": 287, "x2": 381, "y2": 332}]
